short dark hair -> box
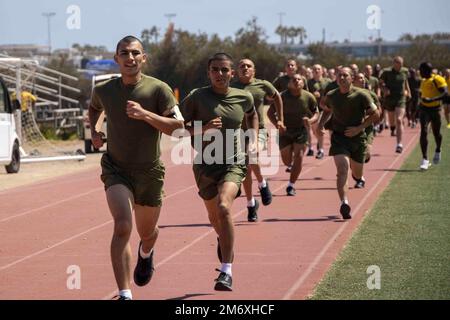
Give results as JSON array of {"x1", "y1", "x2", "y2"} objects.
[
  {"x1": 116, "y1": 35, "x2": 144, "y2": 54},
  {"x1": 419, "y1": 62, "x2": 432, "y2": 73},
  {"x1": 207, "y1": 52, "x2": 233, "y2": 68}
]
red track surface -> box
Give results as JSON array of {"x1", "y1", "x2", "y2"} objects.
[{"x1": 0, "y1": 127, "x2": 419, "y2": 300}]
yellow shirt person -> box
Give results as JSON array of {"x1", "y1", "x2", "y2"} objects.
[
  {"x1": 420, "y1": 74, "x2": 447, "y2": 108},
  {"x1": 11, "y1": 91, "x2": 37, "y2": 112}
]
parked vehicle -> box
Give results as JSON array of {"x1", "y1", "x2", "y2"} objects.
[{"x1": 0, "y1": 77, "x2": 21, "y2": 173}]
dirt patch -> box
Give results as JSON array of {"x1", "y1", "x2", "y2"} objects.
[{"x1": 0, "y1": 140, "x2": 102, "y2": 192}]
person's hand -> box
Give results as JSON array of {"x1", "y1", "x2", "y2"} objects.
[
  {"x1": 276, "y1": 121, "x2": 286, "y2": 135},
  {"x1": 302, "y1": 117, "x2": 311, "y2": 128},
  {"x1": 344, "y1": 126, "x2": 362, "y2": 137},
  {"x1": 422, "y1": 97, "x2": 433, "y2": 103},
  {"x1": 404, "y1": 90, "x2": 411, "y2": 99},
  {"x1": 383, "y1": 88, "x2": 391, "y2": 97},
  {"x1": 91, "y1": 130, "x2": 105, "y2": 149},
  {"x1": 126, "y1": 100, "x2": 147, "y2": 120},
  {"x1": 204, "y1": 117, "x2": 222, "y2": 131},
  {"x1": 313, "y1": 91, "x2": 321, "y2": 99}
]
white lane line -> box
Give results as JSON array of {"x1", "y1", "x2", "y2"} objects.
[
  {"x1": 0, "y1": 163, "x2": 191, "y2": 223},
  {"x1": 0, "y1": 188, "x2": 103, "y2": 223},
  {"x1": 0, "y1": 184, "x2": 197, "y2": 272},
  {"x1": 282, "y1": 132, "x2": 418, "y2": 300},
  {"x1": 100, "y1": 162, "x2": 330, "y2": 300}
]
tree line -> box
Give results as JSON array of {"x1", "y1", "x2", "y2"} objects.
[{"x1": 51, "y1": 19, "x2": 449, "y2": 107}]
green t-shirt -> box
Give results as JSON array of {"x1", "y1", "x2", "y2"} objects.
[
  {"x1": 380, "y1": 67, "x2": 409, "y2": 101},
  {"x1": 281, "y1": 90, "x2": 318, "y2": 129},
  {"x1": 367, "y1": 76, "x2": 380, "y2": 94},
  {"x1": 180, "y1": 86, "x2": 254, "y2": 165},
  {"x1": 325, "y1": 86, "x2": 375, "y2": 134},
  {"x1": 231, "y1": 78, "x2": 277, "y2": 129},
  {"x1": 368, "y1": 89, "x2": 380, "y2": 107},
  {"x1": 90, "y1": 74, "x2": 177, "y2": 166},
  {"x1": 308, "y1": 77, "x2": 331, "y2": 103},
  {"x1": 365, "y1": 89, "x2": 380, "y2": 133},
  {"x1": 273, "y1": 74, "x2": 309, "y2": 92},
  {"x1": 324, "y1": 80, "x2": 339, "y2": 95}
]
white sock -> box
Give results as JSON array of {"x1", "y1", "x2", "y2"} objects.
[
  {"x1": 319, "y1": 148, "x2": 324, "y2": 153},
  {"x1": 397, "y1": 143, "x2": 403, "y2": 147},
  {"x1": 247, "y1": 198, "x2": 256, "y2": 207},
  {"x1": 288, "y1": 182, "x2": 295, "y2": 188},
  {"x1": 119, "y1": 289, "x2": 132, "y2": 299},
  {"x1": 220, "y1": 263, "x2": 232, "y2": 276},
  {"x1": 342, "y1": 199, "x2": 349, "y2": 205},
  {"x1": 140, "y1": 244, "x2": 153, "y2": 259},
  {"x1": 258, "y1": 179, "x2": 267, "y2": 189}
]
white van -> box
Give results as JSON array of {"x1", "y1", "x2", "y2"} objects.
[
  {"x1": 0, "y1": 77, "x2": 21, "y2": 173},
  {"x1": 82, "y1": 73, "x2": 120, "y2": 153}
]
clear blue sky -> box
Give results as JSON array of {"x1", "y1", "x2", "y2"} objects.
[{"x1": 1, "y1": 0, "x2": 449, "y2": 51}]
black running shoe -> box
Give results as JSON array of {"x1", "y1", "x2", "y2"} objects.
[
  {"x1": 315, "y1": 150, "x2": 325, "y2": 160},
  {"x1": 395, "y1": 145, "x2": 403, "y2": 153},
  {"x1": 214, "y1": 270, "x2": 233, "y2": 291},
  {"x1": 340, "y1": 203, "x2": 352, "y2": 219},
  {"x1": 112, "y1": 295, "x2": 132, "y2": 300},
  {"x1": 133, "y1": 241, "x2": 155, "y2": 287},
  {"x1": 247, "y1": 199, "x2": 259, "y2": 222},
  {"x1": 307, "y1": 149, "x2": 314, "y2": 156},
  {"x1": 259, "y1": 183, "x2": 272, "y2": 206},
  {"x1": 286, "y1": 186, "x2": 296, "y2": 196},
  {"x1": 354, "y1": 179, "x2": 365, "y2": 189}
]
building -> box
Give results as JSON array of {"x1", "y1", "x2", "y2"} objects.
[{"x1": 276, "y1": 40, "x2": 450, "y2": 59}]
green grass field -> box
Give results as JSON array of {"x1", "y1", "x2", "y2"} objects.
[{"x1": 311, "y1": 125, "x2": 450, "y2": 300}]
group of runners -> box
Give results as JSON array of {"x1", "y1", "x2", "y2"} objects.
[{"x1": 88, "y1": 35, "x2": 449, "y2": 299}]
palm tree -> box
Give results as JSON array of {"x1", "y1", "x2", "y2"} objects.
[
  {"x1": 141, "y1": 29, "x2": 151, "y2": 46},
  {"x1": 297, "y1": 27, "x2": 307, "y2": 44},
  {"x1": 275, "y1": 25, "x2": 289, "y2": 44},
  {"x1": 149, "y1": 26, "x2": 160, "y2": 43},
  {"x1": 287, "y1": 27, "x2": 298, "y2": 44},
  {"x1": 398, "y1": 33, "x2": 414, "y2": 42}
]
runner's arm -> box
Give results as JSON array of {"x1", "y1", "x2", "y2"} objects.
[
  {"x1": 126, "y1": 101, "x2": 184, "y2": 135},
  {"x1": 266, "y1": 91, "x2": 285, "y2": 128}
]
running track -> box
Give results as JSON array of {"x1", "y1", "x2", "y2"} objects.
[{"x1": 0, "y1": 126, "x2": 420, "y2": 300}]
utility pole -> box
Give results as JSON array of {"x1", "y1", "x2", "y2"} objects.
[
  {"x1": 42, "y1": 12, "x2": 56, "y2": 55},
  {"x1": 164, "y1": 13, "x2": 177, "y2": 24},
  {"x1": 277, "y1": 12, "x2": 285, "y2": 26}
]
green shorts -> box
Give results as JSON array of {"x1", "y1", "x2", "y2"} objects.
[
  {"x1": 365, "y1": 125, "x2": 374, "y2": 145},
  {"x1": 100, "y1": 153, "x2": 165, "y2": 207},
  {"x1": 383, "y1": 97, "x2": 406, "y2": 111},
  {"x1": 193, "y1": 163, "x2": 247, "y2": 200},
  {"x1": 329, "y1": 132, "x2": 368, "y2": 164},
  {"x1": 278, "y1": 127, "x2": 308, "y2": 150}
]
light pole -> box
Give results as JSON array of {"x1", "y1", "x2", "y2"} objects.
[
  {"x1": 42, "y1": 12, "x2": 56, "y2": 55},
  {"x1": 164, "y1": 13, "x2": 177, "y2": 24},
  {"x1": 277, "y1": 12, "x2": 285, "y2": 26}
]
